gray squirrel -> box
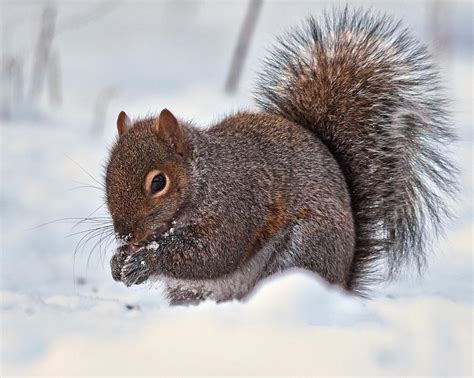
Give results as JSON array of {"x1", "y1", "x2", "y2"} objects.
[{"x1": 106, "y1": 8, "x2": 456, "y2": 305}]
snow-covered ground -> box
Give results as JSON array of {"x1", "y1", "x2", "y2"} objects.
[{"x1": 1, "y1": 1, "x2": 472, "y2": 376}]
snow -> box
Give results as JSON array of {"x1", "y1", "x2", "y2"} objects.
[
  {"x1": 1, "y1": 1, "x2": 472, "y2": 376},
  {"x1": 145, "y1": 241, "x2": 160, "y2": 252}
]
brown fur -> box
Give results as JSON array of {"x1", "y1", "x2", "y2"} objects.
[{"x1": 241, "y1": 192, "x2": 288, "y2": 262}]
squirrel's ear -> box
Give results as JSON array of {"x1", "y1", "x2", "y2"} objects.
[
  {"x1": 154, "y1": 109, "x2": 189, "y2": 157},
  {"x1": 117, "y1": 111, "x2": 132, "y2": 136}
]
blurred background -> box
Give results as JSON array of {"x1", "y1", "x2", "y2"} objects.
[{"x1": 0, "y1": 0, "x2": 472, "y2": 375}]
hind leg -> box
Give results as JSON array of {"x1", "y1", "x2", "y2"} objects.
[{"x1": 272, "y1": 216, "x2": 355, "y2": 288}]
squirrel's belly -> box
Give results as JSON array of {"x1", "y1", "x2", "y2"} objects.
[{"x1": 159, "y1": 229, "x2": 287, "y2": 304}]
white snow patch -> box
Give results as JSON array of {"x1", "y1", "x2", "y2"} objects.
[{"x1": 145, "y1": 241, "x2": 160, "y2": 252}]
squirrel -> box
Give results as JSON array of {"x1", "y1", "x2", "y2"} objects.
[{"x1": 105, "y1": 8, "x2": 456, "y2": 305}]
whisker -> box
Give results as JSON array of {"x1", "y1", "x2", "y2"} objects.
[
  {"x1": 30, "y1": 216, "x2": 111, "y2": 230},
  {"x1": 66, "y1": 225, "x2": 113, "y2": 239},
  {"x1": 86, "y1": 228, "x2": 115, "y2": 272},
  {"x1": 97, "y1": 230, "x2": 116, "y2": 269},
  {"x1": 66, "y1": 185, "x2": 103, "y2": 192},
  {"x1": 72, "y1": 227, "x2": 114, "y2": 287},
  {"x1": 73, "y1": 228, "x2": 101, "y2": 282},
  {"x1": 71, "y1": 203, "x2": 109, "y2": 231},
  {"x1": 72, "y1": 179, "x2": 104, "y2": 190},
  {"x1": 64, "y1": 154, "x2": 105, "y2": 189},
  {"x1": 74, "y1": 228, "x2": 106, "y2": 260},
  {"x1": 104, "y1": 232, "x2": 117, "y2": 252}
]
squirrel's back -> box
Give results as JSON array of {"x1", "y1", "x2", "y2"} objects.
[{"x1": 255, "y1": 7, "x2": 456, "y2": 291}]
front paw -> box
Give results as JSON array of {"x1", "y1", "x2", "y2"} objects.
[
  {"x1": 120, "y1": 250, "x2": 154, "y2": 287},
  {"x1": 110, "y1": 247, "x2": 128, "y2": 281}
]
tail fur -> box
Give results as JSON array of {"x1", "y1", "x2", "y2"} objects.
[{"x1": 255, "y1": 7, "x2": 457, "y2": 291}]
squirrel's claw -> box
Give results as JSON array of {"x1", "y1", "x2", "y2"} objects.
[
  {"x1": 110, "y1": 247, "x2": 128, "y2": 282},
  {"x1": 120, "y1": 252, "x2": 151, "y2": 287}
]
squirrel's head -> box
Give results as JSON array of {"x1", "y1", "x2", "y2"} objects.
[{"x1": 105, "y1": 109, "x2": 191, "y2": 246}]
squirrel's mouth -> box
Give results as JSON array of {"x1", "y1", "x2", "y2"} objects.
[
  {"x1": 126, "y1": 222, "x2": 170, "y2": 253},
  {"x1": 110, "y1": 222, "x2": 170, "y2": 282}
]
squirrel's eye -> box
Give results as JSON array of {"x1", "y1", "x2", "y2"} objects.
[
  {"x1": 144, "y1": 169, "x2": 169, "y2": 197},
  {"x1": 150, "y1": 174, "x2": 167, "y2": 194}
]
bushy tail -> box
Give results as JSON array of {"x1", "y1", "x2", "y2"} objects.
[{"x1": 255, "y1": 7, "x2": 457, "y2": 291}]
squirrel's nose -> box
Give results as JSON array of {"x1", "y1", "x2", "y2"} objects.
[
  {"x1": 128, "y1": 232, "x2": 146, "y2": 248},
  {"x1": 128, "y1": 223, "x2": 169, "y2": 250},
  {"x1": 113, "y1": 218, "x2": 132, "y2": 240}
]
